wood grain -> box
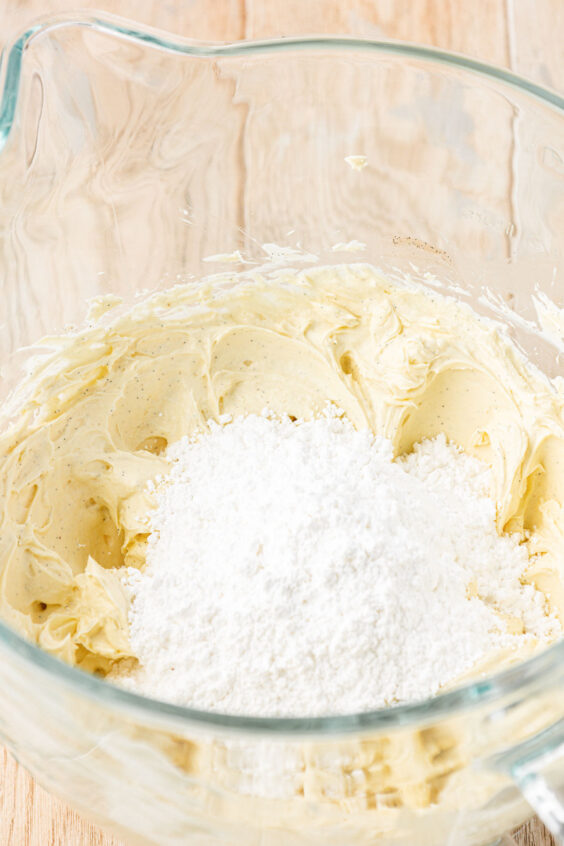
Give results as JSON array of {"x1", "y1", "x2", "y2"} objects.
[
  {"x1": 506, "y1": 0, "x2": 564, "y2": 90},
  {"x1": 0, "y1": 749, "x2": 122, "y2": 846},
  {"x1": 0, "y1": 1, "x2": 561, "y2": 844}
]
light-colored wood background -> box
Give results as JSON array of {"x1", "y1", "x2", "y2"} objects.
[{"x1": 0, "y1": 1, "x2": 563, "y2": 844}]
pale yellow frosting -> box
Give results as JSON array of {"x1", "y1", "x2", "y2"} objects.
[{"x1": 0, "y1": 263, "x2": 562, "y2": 679}]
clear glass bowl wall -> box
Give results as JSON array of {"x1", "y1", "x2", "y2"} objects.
[{"x1": 0, "y1": 16, "x2": 564, "y2": 846}]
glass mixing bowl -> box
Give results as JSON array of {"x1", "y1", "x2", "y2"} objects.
[{"x1": 0, "y1": 13, "x2": 564, "y2": 846}]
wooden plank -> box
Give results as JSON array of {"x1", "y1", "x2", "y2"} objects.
[
  {"x1": 1, "y1": 0, "x2": 246, "y2": 42},
  {"x1": 516, "y1": 818, "x2": 559, "y2": 846},
  {"x1": 0, "y1": 748, "x2": 123, "y2": 846},
  {"x1": 244, "y1": 0, "x2": 509, "y2": 65},
  {"x1": 506, "y1": 0, "x2": 564, "y2": 90},
  {"x1": 238, "y1": 0, "x2": 513, "y2": 261}
]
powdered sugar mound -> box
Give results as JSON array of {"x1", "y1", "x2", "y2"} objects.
[{"x1": 114, "y1": 410, "x2": 559, "y2": 716}]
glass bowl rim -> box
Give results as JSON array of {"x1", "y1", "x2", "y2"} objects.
[
  {"x1": 1, "y1": 11, "x2": 563, "y2": 736},
  {"x1": 2, "y1": 10, "x2": 564, "y2": 145}
]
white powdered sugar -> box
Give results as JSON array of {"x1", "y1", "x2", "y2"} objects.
[{"x1": 114, "y1": 410, "x2": 559, "y2": 716}]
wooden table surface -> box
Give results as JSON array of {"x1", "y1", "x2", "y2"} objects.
[{"x1": 0, "y1": 1, "x2": 563, "y2": 844}]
